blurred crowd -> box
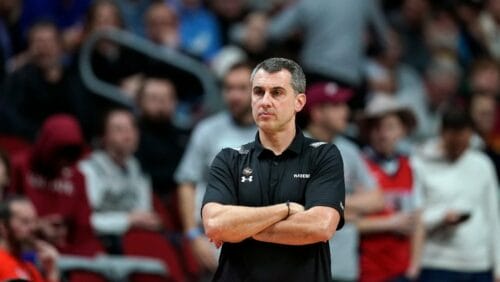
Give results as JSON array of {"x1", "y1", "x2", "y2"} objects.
[{"x1": 0, "y1": 0, "x2": 500, "y2": 281}]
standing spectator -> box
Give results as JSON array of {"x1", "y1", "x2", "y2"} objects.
[
  {"x1": 135, "y1": 77, "x2": 190, "y2": 206},
  {"x1": 239, "y1": 0, "x2": 389, "y2": 108},
  {"x1": 1, "y1": 21, "x2": 90, "y2": 141},
  {"x1": 79, "y1": 109, "x2": 185, "y2": 282},
  {"x1": 357, "y1": 95, "x2": 424, "y2": 282},
  {"x1": 175, "y1": 61, "x2": 256, "y2": 274},
  {"x1": 412, "y1": 109, "x2": 500, "y2": 282},
  {"x1": 303, "y1": 82, "x2": 384, "y2": 281},
  {"x1": 389, "y1": 0, "x2": 432, "y2": 73},
  {"x1": 0, "y1": 197, "x2": 59, "y2": 282},
  {"x1": 8, "y1": 114, "x2": 106, "y2": 282}
]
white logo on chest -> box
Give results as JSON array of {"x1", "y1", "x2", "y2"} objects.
[
  {"x1": 293, "y1": 174, "x2": 310, "y2": 179},
  {"x1": 241, "y1": 176, "x2": 253, "y2": 183}
]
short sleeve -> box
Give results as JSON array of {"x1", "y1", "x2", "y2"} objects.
[
  {"x1": 202, "y1": 149, "x2": 238, "y2": 208},
  {"x1": 174, "y1": 124, "x2": 209, "y2": 184},
  {"x1": 305, "y1": 144, "x2": 345, "y2": 229}
]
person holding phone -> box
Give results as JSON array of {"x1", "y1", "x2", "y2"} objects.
[{"x1": 412, "y1": 108, "x2": 500, "y2": 282}]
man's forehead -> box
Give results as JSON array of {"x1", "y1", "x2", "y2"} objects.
[{"x1": 252, "y1": 69, "x2": 292, "y2": 88}]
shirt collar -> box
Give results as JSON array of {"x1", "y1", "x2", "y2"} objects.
[{"x1": 254, "y1": 127, "x2": 305, "y2": 158}]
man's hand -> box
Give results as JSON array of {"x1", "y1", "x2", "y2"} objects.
[
  {"x1": 35, "y1": 239, "x2": 60, "y2": 282},
  {"x1": 190, "y1": 236, "x2": 218, "y2": 271},
  {"x1": 128, "y1": 211, "x2": 162, "y2": 231}
]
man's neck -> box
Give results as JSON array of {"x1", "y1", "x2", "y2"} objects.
[
  {"x1": 106, "y1": 150, "x2": 128, "y2": 168},
  {"x1": 306, "y1": 124, "x2": 335, "y2": 143},
  {"x1": 259, "y1": 124, "x2": 296, "y2": 156}
]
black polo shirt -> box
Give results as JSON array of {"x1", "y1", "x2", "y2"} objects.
[{"x1": 203, "y1": 128, "x2": 345, "y2": 282}]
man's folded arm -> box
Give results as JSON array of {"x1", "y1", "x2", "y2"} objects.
[
  {"x1": 252, "y1": 206, "x2": 341, "y2": 245},
  {"x1": 202, "y1": 202, "x2": 290, "y2": 243}
]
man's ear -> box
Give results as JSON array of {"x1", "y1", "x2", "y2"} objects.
[{"x1": 295, "y1": 93, "x2": 306, "y2": 112}]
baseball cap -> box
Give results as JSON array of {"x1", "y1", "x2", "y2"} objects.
[{"x1": 305, "y1": 82, "x2": 353, "y2": 112}]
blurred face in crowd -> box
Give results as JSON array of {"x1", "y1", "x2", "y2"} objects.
[
  {"x1": 29, "y1": 24, "x2": 62, "y2": 70},
  {"x1": 89, "y1": 1, "x2": 122, "y2": 32},
  {"x1": 145, "y1": 3, "x2": 178, "y2": 46},
  {"x1": 251, "y1": 69, "x2": 306, "y2": 132},
  {"x1": 441, "y1": 127, "x2": 472, "y2": 161},
  {"x1": 103, "y1": 111, "x2": 139, "y2": 159},
  {"x1": 471, "y1": 65, "x2": 500, "y2": 96},
  {"x1": 210, "y1": 0, "x2": 245, "y2": 19},
  {"x1": 426, "y1": 71, "x2": 459, "y2": 108},
  {"x1": 369, "y1": 114, "x2": 406, "y2": 156},
  {"x1": 223, "y1": 66, "x2": 252, "y2": 122},
  {"x1": 139, "y1": 78, "x2": 178, "y2": 122},
  {"x1": 402, "y1": 0, "x2": 430, "y2": 25},
  {"x1": 311, "y1": 103, "x2": 350, "y2": 135},
  {"x1": 1, "y1": 200, "x2": 37, "y2": 249},
  {"x1": 470, "y1": 94, "x2": 497, "y2": 137}
]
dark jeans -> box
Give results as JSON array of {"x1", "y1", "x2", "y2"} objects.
[{"x1": 419, "y1": 268, "x2": 493, "y2": 282}]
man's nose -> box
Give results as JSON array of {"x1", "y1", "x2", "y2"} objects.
[{"x1": 261, "y1": 92, "x2": 272, "y2": 106}]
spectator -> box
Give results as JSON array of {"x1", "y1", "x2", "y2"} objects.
[
  {"x1": 469, "y1": 93, "x2": 500, "y2": 179},
  {"x1": 239, "y1": 0, "x2": 389, "y2": 108},
  {"x1": 416, "y1": 55, "x2": 462, "y2": 140},
  {"x1": 175, "y1": 61, "x2": 256, "y2": 275},
  {"x1": 389, "y1": 0, "x2": 432, "y2": 73},
  {"x1": 0, "y1": 196, "x2": 59, "y2": 282},
  {"x1": 78, "y1": 109, "x2": 185, "y2": 282},
  {"x1": 144, "y1": 2, "x2": 180, "y2": 49},
  {"x1": 207, "y1": 0, "x2": 249, "y2": 45},
  {"x1": 303, "y1": 82, "x2": 384, "y2": 281},
  {"x1": 0, "y1": 0, "x2": 28, "y2": 70},
  {"x1": 136, "y1": 77, "x2": 190, "y2": 201},
  {"x1": 0, "y1": 148, "x2": 10, "y2": 200},
  {"x1": 115, "y1": 0, "x2": 154, "y2": 36},
  {"x1": 175, "y1": 0, "x2": 223, "y2": 62},
  {"x1": 1, "y1": 21, "x2": 90, "y2": 141},
  {"x1": 8, "y1": 114, "x2": 106, "y2": 282},
  {"x1": 356, "y1": 95, "x2": 424, "y2": 282},
  {"x1": 412, "y1": 109, "x2": 500, "y2": 281}
]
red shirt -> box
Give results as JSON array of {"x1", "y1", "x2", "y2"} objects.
[
  {"x1": 0, "y1": 247, "x2": 45, "y2": 282},
  {"x1": 360, "y1": 155, "x2": 414, "y2": 282}
]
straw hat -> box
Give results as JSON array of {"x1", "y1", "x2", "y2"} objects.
[{"x1": 359, "y1": 94, "x2": 417, "y2": 133}]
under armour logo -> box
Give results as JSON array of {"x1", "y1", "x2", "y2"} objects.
[
  {"x1": 241, "y1": 176, "x2": 253, "y2": 183},
  {"x1": 340, "y1": 202, "x2": 344, "y2": 211}
]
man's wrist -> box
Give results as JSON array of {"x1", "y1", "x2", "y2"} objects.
[{"x1": 185, "y1": 227, "x2": 203, "y2": 241}]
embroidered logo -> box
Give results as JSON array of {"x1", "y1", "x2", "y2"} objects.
[
  {"x1": 293, "y1": 173, "x2": 310, "y2": 179},
  {"x1": 242, "y1": 167, "x2": 253, "y2": 176},
  {"x1": 241, "y1": 176, "x2": 253, "y2": 183}
]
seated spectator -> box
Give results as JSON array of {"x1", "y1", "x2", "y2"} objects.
[
  {"x1": 144, "y1": 2, "x2": 180, "y2": 50},
  {"x1": 0, "y1": 196, "x2": 59, "y2": 282},
  {"x1": 412, "y1": 109, "x2": 500, "y2": 281},
  {"x1": 79, "y1": 109, "x2": 185, "y2": 282},
  {"x1": 135, "y1": 77, "x2": 190, "y2": 202},
  {"x1": 0, "y1": 148, "x2": 10, "y2": 200},
  {"x1": 1, "y1": 21, "x2": 90, "y2": 141},
  {"x1": 356, "y1": 95, "x2": 424, "y2": 281},
  {"x1": 176, "y1": 0, "x2": 222, "y2": 62},
  {"x1": 7, "y1": 114, "x2": 105, "y2": 282},
  {"x1": 303, "y1": 82, "x2": 384, "y2": 281}
]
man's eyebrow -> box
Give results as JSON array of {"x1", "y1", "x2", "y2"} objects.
[{"x1": 252, "y1": 86, "x2": 287, "y2": 91}]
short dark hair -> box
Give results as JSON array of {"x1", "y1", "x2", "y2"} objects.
[
  {"x1": 441, "y1": 108, "x2": 473, "y2": 131},
  {"x1": 250, "y1": 58, "x2": 306, "y2": 94},
  {"x1": 0, "y1": 196, "x2": 30, "y2": 222},
  {"x1": 98, "y1": 108, "x2": 136, "y2": 137}
]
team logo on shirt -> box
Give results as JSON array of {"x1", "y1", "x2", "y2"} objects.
[
  {"x1": 241, "y1": 167, "x2": 253, "y2": 182},
  {"x1": 293, "y1": 173, "x2": 310, "y2": 179}
]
